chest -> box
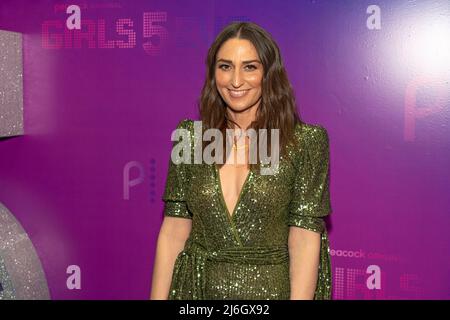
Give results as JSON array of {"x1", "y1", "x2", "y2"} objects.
[
  {"x1": 186, "y1": 159, "x2": 295, "y2": 216},
  {"x1": 218, "y1": 164, "x2": 250, "y2": 198}
]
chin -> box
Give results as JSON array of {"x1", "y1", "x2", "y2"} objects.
[{"x1": 225, "y1": 102, "x2": 256, "y2": 113}]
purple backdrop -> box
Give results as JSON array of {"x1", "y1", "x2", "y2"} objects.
[{"x1": 0, "y1": 0, "x2": 449, "y2": 299}]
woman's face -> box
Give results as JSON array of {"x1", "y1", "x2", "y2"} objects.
[{"x1": 215, "y1": 38, "x2": 263, "y2": 113}]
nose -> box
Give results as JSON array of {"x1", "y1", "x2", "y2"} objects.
[{"x1": 231, "y1": 69, "x2": 243, "y2": 88}]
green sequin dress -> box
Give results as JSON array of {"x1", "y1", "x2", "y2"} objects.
[{"x1": 162, "y1": 119, "x2": 332, "y2": 300}]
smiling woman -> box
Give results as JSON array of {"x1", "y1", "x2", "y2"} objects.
[{"x1": 151, "y1": 21, "x2": 333, "y2": 300}]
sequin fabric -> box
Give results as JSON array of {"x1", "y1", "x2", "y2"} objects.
[
  {"x1": 0, "y1": 203, "x2": 50, "y2": 299},
  {"x1": 162, "y1": 119, "x2": 332, "y2": 300}
]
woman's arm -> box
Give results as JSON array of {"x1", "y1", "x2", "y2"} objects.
[
  {"x1": 150, "y1": 216, "x2": 192, "y2": 300},
  {"x1": 288, "y1": 226, "x2": 321, "y2": 300}
]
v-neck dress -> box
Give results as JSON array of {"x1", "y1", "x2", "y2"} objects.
[{"x1": 161, "y1": 119, "x2": 333, "y2": 300}]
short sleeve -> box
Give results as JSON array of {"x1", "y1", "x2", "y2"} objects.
[
  {"x1": 162, "y1": 119, "x2": 193, "y2": 219},
  {"x1": 288, "y1": 124, "x2": 333, "y2": 299},
  {"x1": 288, "y1": 125, "x2": 332, "y2": 233}
]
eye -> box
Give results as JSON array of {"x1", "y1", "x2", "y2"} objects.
[{"x1": 218, "y1": 64, "x2": 257, "y2": 71}]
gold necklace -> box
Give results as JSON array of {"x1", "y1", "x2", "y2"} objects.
[{"x1": 232, "y1": 143, "x2": 248, "y2": 150}]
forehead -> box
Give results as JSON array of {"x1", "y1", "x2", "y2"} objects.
[{"x1": 216, "y1": 38, "x2": 259, "y2": 60}]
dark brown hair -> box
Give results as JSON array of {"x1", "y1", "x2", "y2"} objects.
[{"x1": 198, "y1": 21, "x2": 304, "y2": 170}]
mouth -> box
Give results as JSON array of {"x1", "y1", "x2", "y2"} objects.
[{"x1": 228, "y1": 88, "x2": 251, "y2": 98}]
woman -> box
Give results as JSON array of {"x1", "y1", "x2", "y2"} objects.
[{"x1": 151, "y1": 22, "x2": 332, "y2": 300}]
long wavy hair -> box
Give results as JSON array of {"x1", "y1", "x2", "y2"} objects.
[{"x1": 198, "y1": 21, "x2": 304, "y2": 171}]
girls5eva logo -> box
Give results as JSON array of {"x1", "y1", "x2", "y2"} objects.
[{"x1": 41, "y1": 5, "x2": 168, "y2": 56}]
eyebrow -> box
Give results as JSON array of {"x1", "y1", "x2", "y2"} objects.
[{"x1": 216, "y1": 58, "x2": 262, "y2": 65}]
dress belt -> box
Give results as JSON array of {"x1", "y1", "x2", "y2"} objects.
[{"x1": 168, "y1": 240, "x2": 289, "y2": 300}]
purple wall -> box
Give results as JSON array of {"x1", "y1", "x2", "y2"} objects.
[{"x1": 0, "y1": 0, "x2": 449, "y2": 299}]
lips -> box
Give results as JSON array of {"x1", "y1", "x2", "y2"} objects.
[{"x1": 228, "y1": 88, "x2": 251, "y2": 98}]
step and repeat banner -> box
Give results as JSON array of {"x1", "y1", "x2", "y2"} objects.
[{"x1": 0, "y1": 0, "x2": 449, "y2": 299}]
